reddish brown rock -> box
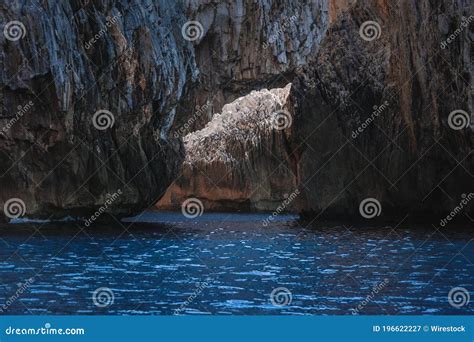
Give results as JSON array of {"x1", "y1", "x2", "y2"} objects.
[{"x1": 158, "y1": 84, "x2": 298, "y2": 211}]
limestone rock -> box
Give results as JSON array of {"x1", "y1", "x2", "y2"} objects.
[{"x1": 158, "y1": 84, "x2": 298, "y2": 211}]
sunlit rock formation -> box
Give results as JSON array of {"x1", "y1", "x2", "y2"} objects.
[{"x1": 158, "y1": 84, "x2": 298, "y2": 211}]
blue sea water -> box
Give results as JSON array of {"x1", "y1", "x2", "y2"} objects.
[{"x1": 0, "y1": 212, "x2": 472, "y2": 315}]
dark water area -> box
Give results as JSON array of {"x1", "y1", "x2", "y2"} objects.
[{"x1": 0, "y1": 212, "x2": 472, "y2": 315}]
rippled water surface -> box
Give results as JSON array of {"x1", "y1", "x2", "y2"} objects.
[{"x1": 0, "y1": 212, "x2": 472, "y2": 315}]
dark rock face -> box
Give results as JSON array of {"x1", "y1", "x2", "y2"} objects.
[
  {"x1": 173, "y1": 0, "x2": 328, "y2": 134},
  {"x1": 292, "y1": 0, "x2": 473, "y2": 220},
  {"x1": 1, "y1": 0, "x2": 472, "y2": 221},
  {"x1": 0, "y1": 1, "x2": 197, "y2": 219},
  {"x1": 160, "y1": 0, "x2": 473, "y2": 221}
]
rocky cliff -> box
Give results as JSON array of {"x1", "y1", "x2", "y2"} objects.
[
  {"x1": 0, "y1": 0, "x2": 327, "y2": 220},
  {"x1": 1, "y1": 0, "x2": 472, "y2": 222},
  {"x1": 0, "y1": 0, "x2": 197, "y2": 219},
  {"x1": 160, "y1": 0, "x2": 473, "y2": 221},
  {"x1": 174, "y1": 0, "x2": 328, "y2": 134},
  {"x1": 292, "y1": 0, "x2": 473, "y2": 220}
]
